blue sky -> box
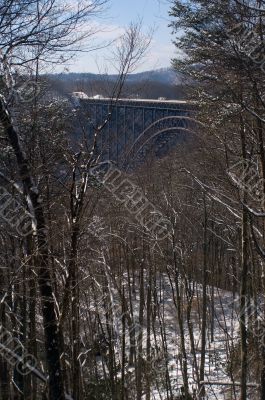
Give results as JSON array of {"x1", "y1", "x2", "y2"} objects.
[{"x1": 65, "y1": 0, "x2": 176, "y2": 73}]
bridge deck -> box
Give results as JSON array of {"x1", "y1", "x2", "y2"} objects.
[
  {"x1": 79, "y1": 97, "x2": 195, "y2": 164},
  {"x1": 84, "y1": 97, "x2": 189, "y2": 104}
]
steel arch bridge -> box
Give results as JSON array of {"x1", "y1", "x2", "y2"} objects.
[
  {"x1": 121, "y1": 115, "x2": 198, "y2": 167},
  {"x1": 79, "y1": 98, "x2": 196, "y2": 166}
]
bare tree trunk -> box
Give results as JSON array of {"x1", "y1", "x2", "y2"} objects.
[
  {"x1": 70, "y1": 226, "x2": 80, "y2": 400},
  {"x1": 136, "y1": 261, "x2": 144, "y2": 400},
  {"x1": 169, "y1": 236, "x2": 189, "y2": 398},
  {"x1": 0, "y1": 291, "x2": 9, "y2": 400},
  {"x1": 240, "y1": 121, "x2": 248, "y2": 400},
  {"x1": 146, "y1": 263, "x2": 152, "y2": 400},
  {"x1": 0, "y1": 100, "x2": 65, "y2": 400},
  {"x1": 121, "y1": 287, "x2": 126, "y2": 400},
  {"x1": 199, "y1": 195, "x2": 208, "y2": 398}
]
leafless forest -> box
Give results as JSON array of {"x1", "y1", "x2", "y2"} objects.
[{"x1": 0, "y1": 0, "x2": 265, "y2": 399}]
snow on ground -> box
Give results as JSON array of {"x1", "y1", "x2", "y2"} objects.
[{"x1": 86, "y1": 272, "x2": 259, "y2": 399}]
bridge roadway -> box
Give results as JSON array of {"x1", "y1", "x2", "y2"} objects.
[{"x1": 79, "y1": 97, "x2": 195, "y2": 166}]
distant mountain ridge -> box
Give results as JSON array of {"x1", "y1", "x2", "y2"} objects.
[{"x1": 49, "y1": 68, "x2": 182, "y2": 86}]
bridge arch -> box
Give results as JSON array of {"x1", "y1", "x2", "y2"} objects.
[{"x1": 122, "y1": 115, "x2": 199, "y2": 167}]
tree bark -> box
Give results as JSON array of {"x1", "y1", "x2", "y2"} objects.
[{"x1": 0, "y1": 98, "x2": 65, "y2": 400}]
